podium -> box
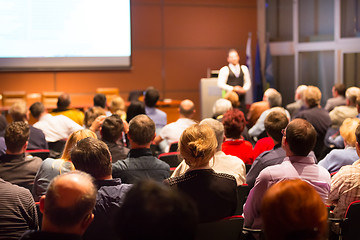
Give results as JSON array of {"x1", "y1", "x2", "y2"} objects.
[{"x1": 200, "y1": 78, "x2": 222, "y2": 119}]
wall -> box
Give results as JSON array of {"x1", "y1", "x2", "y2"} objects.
[{"x1": 0, "y1": 0, "x2": 257, "y2": 121}]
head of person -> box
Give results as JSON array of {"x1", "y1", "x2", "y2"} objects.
[
  {"x1": 9, "y1": 101, "x2": 28, "y2": 122},
  {"x1": 227, "y1": 49, "x2": 240, "y2": 66},
  {"x1": 340, "y1": 118, "x2": 360, "y2": 147},
  {"x1": 294, "y1": 85, "x2": 308, "y2": 101},
  {"x1": 40, "y1": 171, "x2": 97, "y2": 235},
  {"x1": 128, "y1": 114, "x2": 155, "y2": 147},
  {"x1": 282, "y1": 119, "x2": 317, "y2": 157},
  {"x1": 110, "y1": 96, "x2": 125, "y2": 114},
  {"x1": 84, "y1": 107, "x2": 106, "y2": 129},
  {"x1": 5, "y1": 121, "x2": 30, "y2": 154},
  {"x1": 29, "y1": 102, "x2": 45, "y2": 119},
  {"x1": 264, "y1": 110, "x2": 289, "y2": 144},
  {"x1": 345, "y1": 87, "x2": 360, "y2": 106},
  {"x1": 262, "y1": 179, "x2": 328, "y2": 240},
  {"x1": 144, "y1": 87, "x2": 160, "y2": 108},
  {"x1": 126, "y1": 101, "x2": 145, "y2": 123},
  {"x1": 71, "y1": 138, "x2": 112, "y2": 180},
  {"x1": 355, "y1": 124, "x2": 360, "y2": 157},
  {"x1": 179, "y1": 124, "x2": 217, "y2": 168},
  {"x1": 115, "y1": 180, "x2": 198, "y2": 240},
  {"x1": 200, "y1": 118, "x2": 225, "y2": 151},
  {"x1": 93, "y1": 94, "x2": 107, "y2": 109},
  {"x1": 212, "y1": 98, "x2": 232, "y2": 118},
  {"x1": 61, "y1": 129, "x2": 97, "y2": 161},
  {"x1": 101, "y1": 114, "x2": 124, "y2": 143},
  {"x1": 57, "y1": 93, "x2": 71, "y2": 110},
  {"x1": 357, "y1": 95, "x2": 360, "y2": 113},
  {"x1": 303, "y1": 86, "x2": 321, "y2": 108},
  {"x1": 333, "y1": 83, "x2": 346, "y2": 97},
  {"x1": 179, "y1": 99, "x2": 195, "y2": 118},
  {"x1": 222, "y1": 109, "x2": 246, "y2": 139},
  {"x1": 224, "y1": 91, "x2": 240, "y2": 108},
  {"x1": 263, "y1": 88, "x2": 282, "y2": 108}
]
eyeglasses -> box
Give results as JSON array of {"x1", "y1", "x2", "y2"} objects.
[{"x1": 281, "y1": 129, "x2": 286, "y2": 137}]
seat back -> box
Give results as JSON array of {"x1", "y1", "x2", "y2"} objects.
[
  {"x1": 195, "y1": 215, "x2": 244, "y2": 240},
  {"x1": 343, "y1": 200, "x2": 360, "y2": 239},
  {"x1": 158, "y1": 152, "x2": 182, "y2": 170},
  {"x1": 234, "y1": 184, "x2": 251, "y2": 215},
  {"x1": 26, "y1": 149, "x2": 50, "y2": 160},
  {"x1": 169, "y1": 141, "x2": 179, "y2": 152},
  {"x1": 2, "y1": 91, "x2": 26, "y2": 107}
]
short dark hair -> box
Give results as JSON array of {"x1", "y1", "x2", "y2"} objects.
[
  {"x1": 44, "y1": 171, "x2": 96, "y2": 228},
  {"x1": 285, "y1": 119, "x2": 317, "y2": 156},
  {"x1": 356, "y1": 124, "x2": 360, "y2": 145},
  {"x1": 265, "y1": 111, "x2": 289, "y2": 143},
  {"x1": 144, "y1": 87, "x2": 160, "y2": 108},
  {"x1": 115, "y1": 180, "x2": 198, "y2": 240},
  {"x1": 71, "y1": 138, "x2": 112, "y2": 179},
  {"x1": 222, "y1": 109, "x2": 246, "y2": 139},
  {"x1": 128, "y1": 114, "x2": 155, "y2": 145},
  {"x1": 5, "y1": 121, "x2": 30, "y2": 152},
  {"x1": 334, "y1": 83, "x2": 346, "y2": 96},
  {"x1": 93, "y1": 94, "x2": 107, "y2": 108},
  {"x1": 57, "y1": 93, "x2": 71, "y2": 109},
  {"x1": 126, "y1": 101, "x2": 146, "y2": 123},
  {"x1": 101, "y1": 115, "x2": 124, "y2": 142},
  {"x1": 29, "y1": 102, "x2": 45, "y2": 119}
]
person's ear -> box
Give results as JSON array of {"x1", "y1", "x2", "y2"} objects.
[
  {"x1": 39, "y1": 195, "x2": 46, "y2": 214},
  {"x1": 81, "y1": 213, "x2": 94, "y2": 231}
]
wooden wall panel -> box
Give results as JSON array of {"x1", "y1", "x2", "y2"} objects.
[{"x1": 0, "y1": 72, "x2": 54, "y2": 92}]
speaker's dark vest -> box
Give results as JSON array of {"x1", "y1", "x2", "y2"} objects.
[{"x1": 226, "y1": 66, "x2": 246, "y2": 112}]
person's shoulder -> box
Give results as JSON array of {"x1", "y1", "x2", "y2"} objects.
[
  {"x1": 112, "y1": 159, "x2": 129, "y2": 170},
  {"x1": 213, "y1": 171, "x2": 237, "y2": 183},
  {"x1": 0, "y1": 178, "x2": 32, "y2": 197}
]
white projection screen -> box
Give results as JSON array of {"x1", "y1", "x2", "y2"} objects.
[{"x1": 0, "y1": 0, "x2": 131, "y2": 71}]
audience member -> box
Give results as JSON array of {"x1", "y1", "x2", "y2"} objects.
[
  {"x1": 224, "y1": 91, "x2": 240, "y2": 109},
  {"x1": 212, "y1": 98, "x2": 232, "y2": 120},
  {"x1": 252, "y1": 135, "x2": 274, "y2": 159},
  {"x1": 93, "y1": 93, "x2": 111, "y2": 116},
  {"x1": 100, "y1": 115, "x2": 129, "y2": 162},
  {"x1": 357, "y1": 94, "x2": 360, "y2": 119},
  {"x1": 262, "y1": 179, "x2": 328, "y2": 240},
  {"x1": 244, "y1": 119, "x2": 331, "y2": 229},
  {"x1": 247, "y1": 99, "x2": 270, "y2": 128},
  {"x1": 153, "y1": 99, "x2": 196, "y2": 152},
  {"x1": 172, "y1": 118, "x2": 246, "y2": 185},
  {"x1": 115, "y1": 180, "x2": 198, "y2": 240},
  {"x1": 249, "y1": 88, "x2": 290, "y2": 139},
  {"x1": 286, "y1": 84, "x2": 308, "y2": 119},
  {"x1": 110, "y1": 96, "x2": 126, "y2": 120},
  {"x1": 0, "y1": 122, "x2": 42, "y2": 190},
  {"x1": 71, "y1": 138, "x2": 132, "y2": 240},
  {"x1": 144, "y1": 87, "x2": 167, "y2": 130},
  {"x1": 20, "y1": 171, "x2": 97, "y2": 240},
  {"x1": 221, "y1": 109, "x2": 254, "y2": 164},
  {"x1": 0, "y1": 178, "x2": 38, "y2": 239},
  {"x1": 329, "y1": 86, "x2": 360, "y2": 128},
  {"x1": 112, "y1": 115, "x2": 170, "y2": 183},
  {"x1": 30, "y1": 102, "x2": 83, "y2": 146},
  {"x1": 164, "y1": 124, "x2": 237, "y2": 223},
  {"x1": 328, "y1": 124, "x2": 360, "y2": 218},
  {"x1": 50, "y1": 93, "x2": 85, "y2": 126},
  {"x1": 246, "y1": 111, "x2": 289, "y2": 189},
  {"x1": 83, "y1": 106, "x2": 106, "y2": 131},
  {"x1": 295, "y1": 86, "x2": 331, "y2": 159},
  {"x1": 8, "y1": 101, "x2": 48, "y2": 150},
  {"x1": 126, "y1": 100, "x2": 145, "y2": 123},
  {"x1": 325, "y1": 83, "x2": 347, "y2": 112},
  {"x1": 319, "y1": 118, "x2": 360, "y2": 173},
  {"x1": 32, "y1": 129, "x2": 97, "y2": 201}
]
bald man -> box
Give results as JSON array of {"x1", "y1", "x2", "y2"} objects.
[
  {"x1": 153, "y1": 99, "x2": 196, "y2": 152},
  {"x1": 20, "y1": 171, "x2": 97, "y2": 240}
]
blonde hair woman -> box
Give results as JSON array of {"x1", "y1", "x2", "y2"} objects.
[
  {"x1": 110, "y1": 96, "x2": 126, "y2": 121},
  {"x1": 319, "y1": 118, "x2": 360, "y2": 173},
  {"x1": 33, "y1": 129, "x2": 97, "y2": 201},
  {"x1": 164, "y1": 124, "x2": 237, "y2": 223}
]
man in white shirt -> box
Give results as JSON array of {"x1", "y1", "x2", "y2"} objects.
[
  {"x1": 153, "y1": 99, "x2": 196, "y2": 152},
  {"x1": 217, "y1": 49, "x2": 251, "y2": 112}
]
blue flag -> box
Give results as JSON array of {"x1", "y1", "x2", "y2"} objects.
[
  {"x1": 265, "y1": 41, "x2": 275, "y2": 88},
  {"x1": 253, "y1": 39, "x2": 263, "y2": 102}
]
